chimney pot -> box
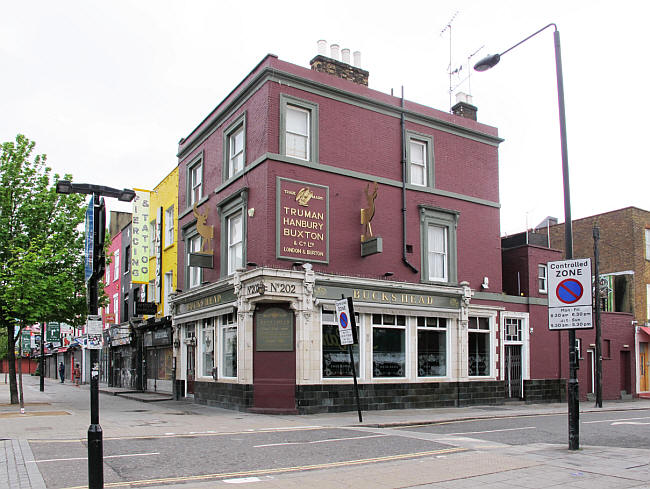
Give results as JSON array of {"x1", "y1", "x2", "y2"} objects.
[
  {"x1": 353, "y1": 50, "x2": 361, "y2": 67},
  {"x1": 330, "y1": 44, "x2": 340, "y2": 60},
  {"x1": 451, "y1": 92, "x2": 478, "y2": 121},
  {"x1": 341, "y1": 48, "x2": 351, "y2": 64},
  {"x1": 317, "y1": 40, "x2": 327, "y2": 56}
]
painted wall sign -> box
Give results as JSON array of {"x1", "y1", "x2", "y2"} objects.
[
  {"x1": 276, "y1": 177, "x2": 329, "y2": 263},
  {"x1": 255, "y1": 307, "x2": 294, "y2": 352},
  {"x1": 131, "y1": 189, "x2": 151, "y2": 284},
  {"x1": 314, "y1": 284, "x2": 460, "y2": 309},
  {"x1": 178, "y1": 289, "x2": 236, "y2": 315}
]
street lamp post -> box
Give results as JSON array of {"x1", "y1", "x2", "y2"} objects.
[
  {"x1": 474, "y1": 24, "x2": 580, "y2": 450},
  {"x1": 56, "y1": 180, "x2": 135, "y2": 489}
]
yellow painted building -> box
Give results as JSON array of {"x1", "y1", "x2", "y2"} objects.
[
  {"x1": 148, "y1": 167, "x2": 179, "y2": 317},
  {"x1": 141, "y1": 166, "x2": 178, "y2": 393}
]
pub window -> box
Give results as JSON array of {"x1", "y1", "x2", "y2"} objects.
[
  {"x1": 468, "y1": 316, "x2": 491, "y2": 377},
  {"x1": 220, "y1": 313, "x2": 237, "y2": 378},
  {"x1": 200, "y1": 318, "x2": 214, "y2": 377},
  {"x1": 372, "y1": 314, "x2": 406, "y2": 378},
  {"x1": 321, "y1": 309, "x2": 360, "y2": 378},
  {"x1": 417, "y1": 316, "x2": 447, "y2": 377}
]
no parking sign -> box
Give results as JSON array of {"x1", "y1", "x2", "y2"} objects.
[{"x1": 547, "y1": 259, "x2": 593, "y2": 330}]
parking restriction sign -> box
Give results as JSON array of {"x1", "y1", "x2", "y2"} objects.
[{"x1": 547, "y1": 258, "x2": 593, "y2": 330}]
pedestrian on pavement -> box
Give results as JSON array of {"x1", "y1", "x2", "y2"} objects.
[
  {"x1": 73, "y1": 363, "x2": 81, "y2": 386},
  {"x1": 59, "y1": 361, "x2": 65, "y2": 383}
]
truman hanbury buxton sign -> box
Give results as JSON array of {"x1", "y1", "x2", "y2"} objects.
[{"x1": 277, "y1": 177, "x2": 329, "y2": 263}]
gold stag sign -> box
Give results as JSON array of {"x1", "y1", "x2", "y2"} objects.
[{"x1": 276, "y1": 177, "x2": 329, "y2": 263}]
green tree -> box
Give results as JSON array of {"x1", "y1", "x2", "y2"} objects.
[{"x1": 0, "y1": 135, "x2": 87, "y2": 403}]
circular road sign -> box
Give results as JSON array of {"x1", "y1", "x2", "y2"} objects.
[
  {"x1": 556, "y1": 278, "x2": 584, "y2": 304},
  {"x1": 339, "y1": 312, "x2": 349, "y2": 329}
]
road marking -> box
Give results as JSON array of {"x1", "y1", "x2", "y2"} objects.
[
  {"x1": 60, "y1": 447, "x2": 467, "y2": 489},
  {"x1": 444, "y1": 427, "x2": 536, "y2": 436},
  {"x1": 583, "y1": 416, "x2": 650, "y2": 424},
  {"x1": 254, "y1": 434, "x2": 387, "y2": 447},
  {"x1": 28, "y1": 452, "x2": 160, "y2": 463},
  {"x1": 611, "y1": 421, "x2": 650, "y2": 425},
  {"x1": 223, "y1": 477, "x2": 262, "y2": 484},
  {"x1": 29, "y1": 426, "x2": 327, "y2": 443}
]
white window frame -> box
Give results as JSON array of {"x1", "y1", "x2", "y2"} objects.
[
  {"x1": 113, "y1": 250, "x2": 120, "y2": 281},
  {"x1": 538, "y1": 264, "x2": 548, "y2": 293},
  {"x1": 198, "y1": 318, "x2": 214, "y2": 378},
  {"x1": 188, "y1": 234, "x2": 202, "y2": 288},
  {"x1": 371, "y1": 313, "x2": 407, "y2": 379},
  {"x1": 220, "y1": 313, "x2": 238, "y2": 379},
  {"x1": 468, "y1": 315, "x2": 493, "y2": 377},
  {"x1": 416, "y1": 316, "x2": 449, "y2": 378},
  {"x1": 409, "y1": 139, "x2": 427, "y2": 186},
  {"x1": 285, "y1": 105, "x2": 310, "y2": 161},
  {"x1": 164, "y1": 206, "x2": 174, "y2": 247},
  {"x1": 112, "y1": 294, "x2": 118, "y2": 319},
  {"x1": 427, "y1": 224, "x2": 448, "y2": 282},
  {"x1": 227, "y1": 211, "x2": 243, "y2": 275},
  {"x1": 229, "y1": 126, "x2": 245, "y2": 176},
  {"x1": 189, "y1": 159, "x2": 203, "y2": 207},
  {"x1": 646, "y1": 229, "x2": 650, "y2": 260},
  {"x1": 149, "y1": 220, "x2": 156, "y2": 257},
  {"x1": 500, "y1": 311, "x2": 530, "y2": 382},
  {"x1": 163, "y1": 271, "x2": 173, "y2": 317},
  {"x1": 106, "y1": 263, "x2": 110, "y2": 284}
]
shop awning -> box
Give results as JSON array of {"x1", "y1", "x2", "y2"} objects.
[{"x1": 639, "y1": 326, "x2": 650, "y2": 338}]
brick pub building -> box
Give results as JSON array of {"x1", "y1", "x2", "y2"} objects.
[{"x1": 170, "y1": 44, "x2": 564, "y2": 413}]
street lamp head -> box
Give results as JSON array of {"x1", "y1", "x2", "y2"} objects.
[
  {"x1": 55, "y1": 180, "x2": 73, "y2": 194},
  {"x1": 473, "y1": 53, "x2": 501, "y2": 72}
]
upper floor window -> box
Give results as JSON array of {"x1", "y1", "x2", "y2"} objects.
[
  {"x1": 163, "y1": 271, "x2": 173, "y2": 317},
  {"x1": 219, "y1": 188, "x2": 247, "y2": 277},
  {"x1": 224, "y1": 114, "x2": 246, "y2": 180},
  {"x1": 106, "y1": 263, "x2": 110, "y2": 284},
  {"x1": 280, "y1": 95, "x2": 319, "y2": 163},
  {"x1": 149, "y1": 220, "x2": 156, "y2": 257},
  {"x1": 113, "y1": 250, "x2": 120, "y2": 281},
  {"x1": 420, "y1": 206, "x2": 459, "y2": 284},
  {"x1": 188, "y1": 156, "x2": 203, "y2": 207},
  {"x1": 124, "y1": 245, "x2": 130, "y2": 274},
  {"x1": 538, "y1": 264, "x2": 548, "y2": 293},
  {"x1": 227, "y1": 211, "x2": 243, "y2": 275},
  {"x1": 164, "y1": 206, "x2": 174, "y2": 247},
  {"x1": 645, "y1": 229, "x2": 650, "y2": 260},
  {"x1": 407, "y1": 132, "x2": 434, "y2": 187},
  {"x1": 187, "y1": 233, "x2": 202, "y2": 288}
]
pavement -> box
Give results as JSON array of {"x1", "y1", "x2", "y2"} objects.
[{"x1": 1, "y1": 374, "x2": 649, "y2": 488}]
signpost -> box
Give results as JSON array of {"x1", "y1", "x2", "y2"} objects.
[
  {"x1": 335, "y1": 297, "x2": 362, "y2": 422},
  {"x1": 548, "y1": 259, "x2": 593, "y2": 331}
]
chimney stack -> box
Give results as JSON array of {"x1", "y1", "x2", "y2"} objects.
[
  {"x1": 451, "y1": 92, "x2": 478, "y2": 121},
  {"x1": 310, "y1": 40, "x2": 369, "y2": 86}
]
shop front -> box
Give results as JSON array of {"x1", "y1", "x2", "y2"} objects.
[
  {"x1": 108, "y1": 323, "x2": 139, "y2": 389},
  {"x1": 139, "y1": 318, "x2": 174, "y2": 393}
]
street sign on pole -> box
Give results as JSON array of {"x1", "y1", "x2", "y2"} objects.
[
  {"x1": 548, "y1": 258, "x2": 593, "y2": 330},
  {"x1": 335, "y1": 298, "x2": 355, "y2": 346},
  {"x1": 85, "y1": 196, "x2": 94, "y2": 283}
]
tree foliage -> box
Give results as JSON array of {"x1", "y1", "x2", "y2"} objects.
[{"x1": 0, "y1": 134, "x2": 87, "y2": 403}]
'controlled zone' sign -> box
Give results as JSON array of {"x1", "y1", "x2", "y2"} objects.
[
  {"x1": 335, "y1": 298, "x2": 357, "y2": 346},
  {"x1": 547, "y1": 258, "x2": 593, "y2": 330}
]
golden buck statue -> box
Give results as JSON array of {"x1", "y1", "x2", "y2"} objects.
[
  {"x1": 361, "y1": 181, "x2": 378, "y2": 242},
  {"x1": 193, "y1": 203, "x2": 214, "y2": 254}
]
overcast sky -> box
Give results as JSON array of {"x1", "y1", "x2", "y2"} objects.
[{"x1": 2, "y1": 0, "x2": 648, "y2": 235}]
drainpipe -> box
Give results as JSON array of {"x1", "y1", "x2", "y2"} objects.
[{"x1": 401, "y1": 87, "x2": 418, "y2": 274}]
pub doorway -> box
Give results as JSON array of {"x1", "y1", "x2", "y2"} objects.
[{"x1": 252, "y1": 305, "x2": 296, "y2": 413}]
